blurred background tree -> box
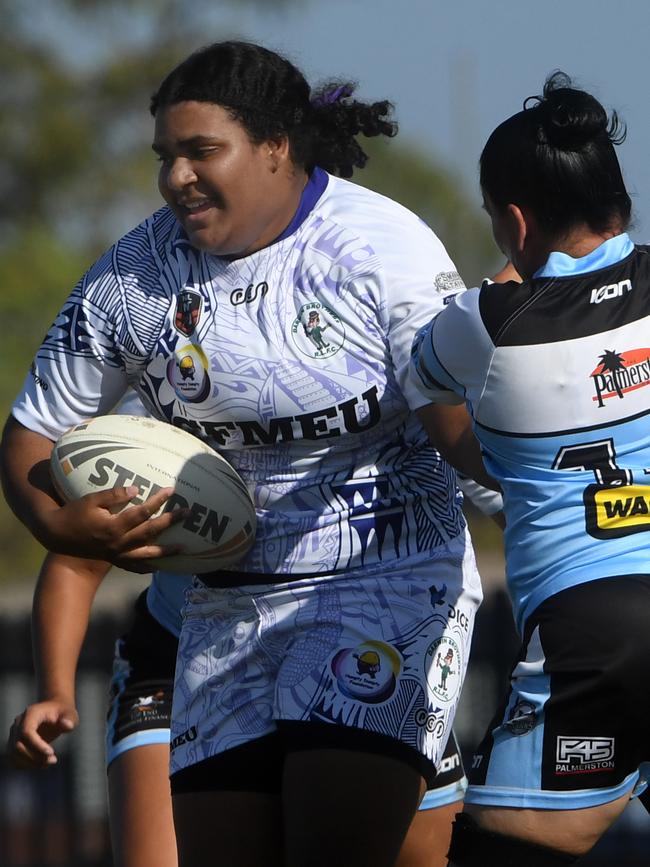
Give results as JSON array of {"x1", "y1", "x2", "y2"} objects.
[{"x1": 0, "y1": 0, "x2": 499, "y2": 583}]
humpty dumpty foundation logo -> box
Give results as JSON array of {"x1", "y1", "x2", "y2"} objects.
[
  {"x1": 331, "y1": 640, "x2": 402, "y2": 704},
  {"x1": 166, "y1": 344, "x2": 211, "y2": 403}
]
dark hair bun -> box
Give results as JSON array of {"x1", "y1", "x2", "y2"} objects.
[
  {"x1": 479, "y1": 69, "x2": 631, "y2": 238},
  {"x1": 528, "y1": 71, "x2": 626, "y2": 150}
]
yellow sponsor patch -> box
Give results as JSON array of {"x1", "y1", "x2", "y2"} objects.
[{"x1": 593, "y1": 485, "x2": 650, "y2": 531}]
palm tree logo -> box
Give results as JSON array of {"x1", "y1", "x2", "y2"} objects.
[{"x1": 597, "y1": 350, "x2": 626, "y2": 399}]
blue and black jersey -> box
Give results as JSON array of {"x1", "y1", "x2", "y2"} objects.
[{"x1": 412, "y1": 234, "x2": 650, "y2": 630}]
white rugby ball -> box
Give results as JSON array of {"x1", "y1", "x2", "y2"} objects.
[{"x1": 50, "y1": 415, "x2": 256, "y2": 573}]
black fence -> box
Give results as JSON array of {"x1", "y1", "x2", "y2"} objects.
[{"x1": 0, "y1": 590, "x2": 647, "y2": 866}]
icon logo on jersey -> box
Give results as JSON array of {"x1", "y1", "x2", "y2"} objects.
[
  {"x1": 505, "y1": 699, "x2": 536, "y2": 735},
  {"x1": 438, "y1": 749, "x2": 462, "y2": 775},
  {"x1": 174, "y1": 289, "x2": 203, "y2": 336},
  {"x1": 590, "y1": 279, "x2": 632, "y2": 304},
  {"x1": 555, "y1": 736, "x2": 615, "y2": 775},
  {"x1": 166, "y1": 344, "x2": 211, "y2": 403},
  {"x1": 591, "y1": 348, "x2": 650, "y2": 407},
  {"x1": 434, "y1": 270, "x2": 465, "y2": 293},
  {"x1": 425, "y1": 637, "x2": 461, "y2": 703},
  {"x1": 230, "y1": 281, "x2": 269, "y2": 306},
  {"x1": 291, "y1": 302, "x2": 344, "y2": 358},
  {"x1": 331, "y1": 640, "x2": 402, "y2": 703}
]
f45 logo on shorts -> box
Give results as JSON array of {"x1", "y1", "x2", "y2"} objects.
[{"x1": 555, "y1": 736, "x2": 615, "y2": 775}]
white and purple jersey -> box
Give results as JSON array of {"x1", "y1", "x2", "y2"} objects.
[
  {"x1": 114, "y1": 392, "x2": 188, "y2": 635},
  {"x1": 14, "y1": 169, "x2": 467, "y2": 577}
]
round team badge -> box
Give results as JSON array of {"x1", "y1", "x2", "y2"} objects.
[
  {"x1": 166, "y1": 344, "x2": 211, "y2": 403},
  {"x1": 331, "y1": 640, "x2": 402, "y2": 704},
  {"x1": 505, "y1": 698, "x2": 537, "y2": 736},
  {"x1": 425, "y1": 636, "x2": 462, "y2": 703},
  {"x1": 291, "y1": 302, "x2": 345, "y2": 359}
]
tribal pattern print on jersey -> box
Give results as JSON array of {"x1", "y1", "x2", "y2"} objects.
[
  {"x1": 170, "y1": 545, "x2": 481, "y2": 777},
  {"x1": 15, "y1": 169, "x2": 467, "y2": 576}
]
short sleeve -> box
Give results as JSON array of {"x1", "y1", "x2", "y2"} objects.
[
  {"x1": 411, "y1": 287, "x2": 495, "y2": 409},
  {"x1": 12, "y1": 252, "x2": 131, "y2": 440},
  {"x1": 379, "y1": 217, "x2": 467, "y2": 410},
  {"x1": 10, "y1": 210, "x2": 173, "y2": 440},
  {"x1": 456, "y1": 473, "x2": 503, "y2": 515}
]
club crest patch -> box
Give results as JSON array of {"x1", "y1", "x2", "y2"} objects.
[
  {"x1": 505, "y1": 698, "x2": 537, "y2": 735},
  {"x1": 425, "y1": 636, "x2": 462, "y2": 703},
  {"x1": 291, "y1": 302, "x2": 345, "y2": 359},
  {"x1": 174, "y1": 290, "x2": 203, "y2": 337}
]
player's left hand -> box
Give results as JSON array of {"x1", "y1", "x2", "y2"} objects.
[{"x1": 8, "y1": 700, "x2": 80, "y2": 768}]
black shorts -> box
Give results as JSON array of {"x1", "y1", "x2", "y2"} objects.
[
  {"x1": 170, "y1": 722, "x2": 466, "y2": 803},
  {"x1": 105, "y1": 590, "x2": 178, "y2": 767},
  {"x1": 465, "y1": 575, "x2": 650, "y2": 809}
]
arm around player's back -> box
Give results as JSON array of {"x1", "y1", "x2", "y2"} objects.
[
  {"x1": 411, "y1": 288, "x2": 499, "y2": 490},
  {"x1": 416, "y1": 403, "x2": 499, "y2": 492}
]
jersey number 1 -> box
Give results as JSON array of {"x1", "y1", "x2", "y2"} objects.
[{"x1": 553, "y1": 439, "x2": 650, "y2": 539}]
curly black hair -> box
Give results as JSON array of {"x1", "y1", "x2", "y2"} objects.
[{"x1": 150, "y1": 41, "x2": 397, "y2": 178}]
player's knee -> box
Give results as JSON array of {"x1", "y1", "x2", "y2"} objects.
[{"x1": 447, "y1": 813, "x2": 580, "y2": 866}]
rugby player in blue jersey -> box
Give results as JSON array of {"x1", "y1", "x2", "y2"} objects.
[{"x1": 413, "y1": 72, "x2": 650, "y2": 865}]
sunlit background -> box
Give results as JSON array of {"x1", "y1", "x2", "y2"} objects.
[{"x1": 1, "y1": 1, "x2": 648, "y2": 863}]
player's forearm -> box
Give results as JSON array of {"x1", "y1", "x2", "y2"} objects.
[
  {"x1": 32, "y1": 554, "x2": 110, "y2": 702},
  {"x1": 417, "y1": 403, "x2": 500, "y2": 491},
  {"x1": 0, "y1": 416, "x2": 61, "y2": 546}
]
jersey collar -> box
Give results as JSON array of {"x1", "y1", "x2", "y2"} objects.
[
  {"x1": 534, "y1": 233, "x2": 634, "y2": 278},
  {"x1": 273, "y1": 167, "x2": 329, "y2": 244}
]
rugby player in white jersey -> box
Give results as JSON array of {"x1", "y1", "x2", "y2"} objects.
[
  {"x1": 9, "y1": 551, "x2": 481, "y2": 867},
  {"x1": 9, "y1": 395, "x2": 497, "y2": 867},
  {"x1": 2, "y1": 41, "x2": 488, "y2": 867},
  {"x1": 413, "y1": 73, "x2": 650, "y2": 865}
]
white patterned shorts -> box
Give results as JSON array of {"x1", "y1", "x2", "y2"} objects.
[{"x1": 170, "y1": 535, "x2": 482, "y2": 782}]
